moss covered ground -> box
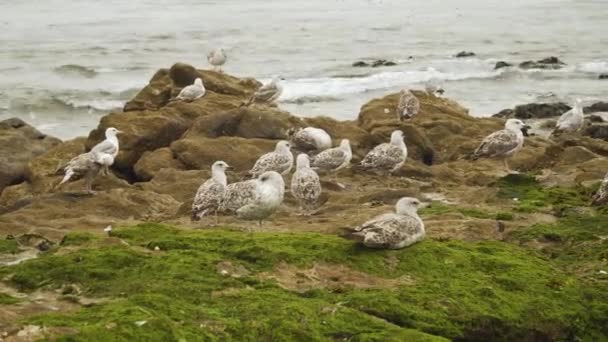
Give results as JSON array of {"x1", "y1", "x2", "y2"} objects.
[{"x1": 0, "y1": 174, "x2": 606, "y2": 341}]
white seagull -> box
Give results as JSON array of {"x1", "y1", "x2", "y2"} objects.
[
  {"x1": 176, "y1": 78, "x2": 206, "y2": 102},
  {"x1": 552, "y1": 98, "x2": 584, "y2": 136},
  {"x1": 237, "y1": 171, "x2": 285, "y2": 225},
  {"x1": 244, "y1": 76, "x2": 283, "y2": 106},
  {"x1": 290, "y1": 127, "x2": 332, "y2": 153},
  {"x1": 207, "y1": 48, "x2": 227, "y2": 72}
]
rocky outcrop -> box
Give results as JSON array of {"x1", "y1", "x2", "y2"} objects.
[
  {"x1": 454, "y1": 51, "x2": 475, "y2": 58},
  {"x1": 599, "y1": 73, "x2": 608, "y2": 80},
  {"x1": 493, "y1": 102, "x2": 570, "y2": 119},
  {"x1": 583, "y1": 124, "x2": 608, "y2": 141},
  {"x1": 494, "y1": 61, "x2": 513, "y2": 69},
  {"x1": 518, "y1": 56, "x2": 566, "y2": 70},
  {"x1": 583, "y1": 101, "x2": 608, "y2": 114},
  {"x1": 352, "y1": 59, "x2": 396, "y2": 68},
  {"x1": 0, "y1": 118, "x2": 61, "y2": 194},
  {"x1": 3, "y1": 65, "x2": 608, "y2": 248}
]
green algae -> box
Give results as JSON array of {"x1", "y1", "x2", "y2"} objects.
[
  {"x1": 1, "y1": 224, "x2": 604, "y2": 341},
  {"x1": 0, "y1": 292, "x2": 20, "y2": 305},
  {"x1": 420, "y1": 202, "x2": 514, "y2": 221},
  {"x1": 60, "y1": 232, "x2": 97, "y2": 247},
  {"x1": 495, "y1": 174, "x2": 589, "y2": 213},
  {"x1": 0, "y1": 239, "x2": 20, "y2": 254}
]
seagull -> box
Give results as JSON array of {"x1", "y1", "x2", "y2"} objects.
[
  {"x1": 176, "y1": 78, "x2": 206, "y2": 102},
  {"x1": 343, "y1": 197, "x2": 426, "y2": 249},
  {"x1": 244, "y1": 76, "x2": 283, "y2": 106},
  {"x1": 57, "y1": 152, "x2": 114, "y2": 193},
  {"x1": 359, "y1": 130, "x2": 407, "y2": 174},
  {"x1": 592, "y1": 172, "x2": 608, "y2": 206},
  {"x1": 248, "y1": 140, "x2": 293, "y2": 178},
  {"x1": 223, "y1": 171, "x2": 285, "y2": 226},
  {"x1": 289, "y1": 127, "x2": 332, "y2": 153},
  {"x1": 552, "y1": 98, "x2": 584, "y2": 136},
  {"x1": 291, "y1": 154, "x2": 322, "y2": 214},
  {"x1": 472, "y1": 119, "x2": 529, "y2": 173},
  {"x1": 207, "y1": 48, "x2": 227, "y2": 72},
  {"x1": 310, "y1": 139, "x2": 352, "y2": 183},
  {"x1": 57, "y1": 127, "x2": 121, "y2": 193},
  {"x1": 191, "y1": 161, "x2": 230, "y2": 223},
  {"x1": 396, "y1": 90, "x2": 420, "y2": 121},
  {"x1": 90, "y1": 127, "x2": 120, "y2": 175},
  {"x1": 425, "y1": 77, "x2": 444, "y2": 97}
]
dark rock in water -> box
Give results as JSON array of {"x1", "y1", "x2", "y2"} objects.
[
  {"x1": 588, "y1": 115, "x2": 605, "y2": 123},
  {"x1": 494, "y1": 61, "x2": 513, "y2": 70},
  {"x1": 371, "y1": 59, "x2": 396, "y2": 67},
  {"x1": 0, "y1": 118, "x2": 61, "y2": 194},
  {"x1": 519, "y1": 56, "x2": 566, "y2": 70},
  {"x1": 583, "y1": 102, "x2": 608, "y2": 114},
  {"x1": 599, "y1": 74, "x2": 608, "y2": 80},
  {"x1": 582, "y1": 124, "x2": 608, "y2": 141},
  {"x1": 352, "y1": 61, "x2": 369, "y2": 67},
  {"x1": 454, "y1": 51, "x2": 476, "y2": 58},
  {"x1": 353, "y1": 60, "x2": 396, "y2": 68},
  {"x1": 493, "y1": 102, "x2": 570, "y2": 119}
]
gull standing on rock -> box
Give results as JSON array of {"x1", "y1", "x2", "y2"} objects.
[
  {"x1": 291, "y1": 154, "x2": 322, "y2": 214},
  {"x1": 425, "y1": 77, "x2": 444, "y2": 97},
  {"x1": 552, "y1": 98, "x2": 584, "y2": 136},
  {"x1": 310, "y1": 139, "x2": 352, "y2": 183},
  {"x1": 472, "y1": 119, "x2": 529, "y2": 173},
  {"x1": 248, "y1": 140, "x2": 293, "y2": 178},
  {"x1": 344, "y1": 197, "x2": 426, "y2": 249},
  {"x1": 592, "y1": 172, "x2": 608, "y2": 206},
  {"x1": 359, "y1": 130, "x2": 407, "y2": 175},
  {"x1": 244, "y1": 76, "x2": 283, "y2": 106},
  {"x1": 290, "y1": 127, "x2": 332, "y2": 153},
  {"x1": 207, "y1": 48, "x2": 227, "y2": 72},
  {"x1": 396, "y1": 90, "x2": 420, "y2": 121},
  {"x1": 57, "y1": 127, "x2": 121, "y2": 193},
  {"x1": 176, "y1": 78, "x2": 206, "y2": 102},
  {"x1": 90, "y1": 127, "x2": 121, "y2": 175},
  {"x1": 191, "y1": 161, "x2": 230, "y2": 223},
  {"x1": 236, "y1": 171, "x2": 285, "y2": 226}
]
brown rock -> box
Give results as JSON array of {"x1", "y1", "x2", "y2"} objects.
[
  {"x1": 25, "y1": 137, "x2": 87, "y2": 193},
  {"x1": 0, "y1": 118, "x2": 61, "y2": 194},
  {"x1": 134, "y1": 148, "x2": 185, "y2": 181},
  {"x1": 0, "y1": 188, "x2": 181, "y2": 240},
  {"x1": 171, "y1": 137, "x2": 275, "y2": 172}
]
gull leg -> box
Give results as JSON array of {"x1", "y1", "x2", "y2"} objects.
[{"x1": 503, "y1": 159, "x2": 519, "y2": 174}]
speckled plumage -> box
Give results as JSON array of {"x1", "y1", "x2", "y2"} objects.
[
  {"x1": 248, "y1": 141, "x2": 293, "y2": 177},
  {"x1": 396, "y1": 90, "x2": 419, "y2": 121},
  {"x1": 592, "y1": 172, "x2": 608, "y2": 206},
  {"x1": 360, "y1": 130, "x2": 407, "y2": 174},
  {"x1": 310, "y1": 139, "x2": 352, "y2": 173},
  {"x1": 220, "y1": 180, "x2": 258, "y2": 213},
  {"x1": 59, "y1": 152, "x2": 105, "y2": 191},
  {"x1": 291, "y1": 154, "x2": 322, "y2": 211},
  {"x1": 473, "y1": 119, "x2": 527, "y2": 173},
  {"x1": 191, "y1": 161, "x2": 229, "y2": 221},
  {"x1": 349, "y1": 197, "x2": 425, "y2": 249}
]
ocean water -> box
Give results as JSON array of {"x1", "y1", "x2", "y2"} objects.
[{"x1": 1, "y1": 0, "x2": 607, "y2": 139}]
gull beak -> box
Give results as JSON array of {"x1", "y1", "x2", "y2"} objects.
[
  {"x1": 117, "y1": 130, "x2": 123, "y2": 134},
  {"x1": 225, "y1": 165, "x2": 233, "y2": 171},
  {"x1": 419, "y1": 202, "x2": 431, "y2": 209}
]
